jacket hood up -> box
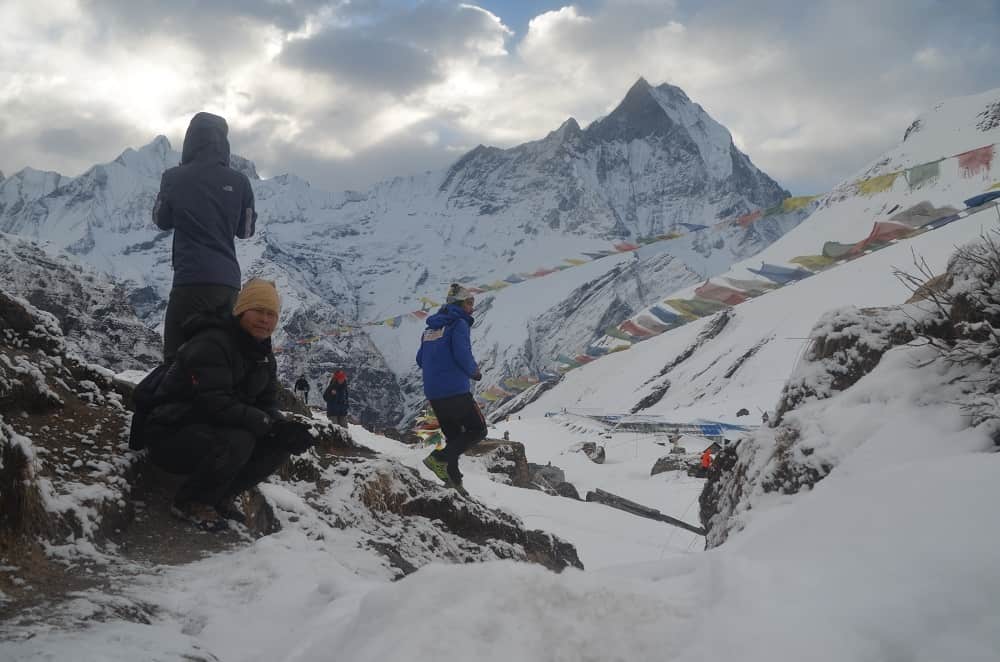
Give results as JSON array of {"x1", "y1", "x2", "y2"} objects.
[
  {"x1": 181, "y1": 112, "x2": 230, "y2": 166},
  {"x1": 425, "y1": 303, "x2": 474, "y2": 330}
]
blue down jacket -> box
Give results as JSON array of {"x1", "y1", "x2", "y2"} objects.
[{"x1": 416, "y1": 304, "x2": 479, "y2": 400}]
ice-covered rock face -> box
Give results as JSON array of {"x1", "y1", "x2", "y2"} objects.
[
  {"x1": 0, "y1": 234, "x2": 161, "y2": 372},
  {"x1": 0, "y1": 79, "x2": 796, "y2": 428}
]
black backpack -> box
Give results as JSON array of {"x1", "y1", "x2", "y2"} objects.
[{"x1": 127, "y1": 364, "x2": 171, "y2": 451}]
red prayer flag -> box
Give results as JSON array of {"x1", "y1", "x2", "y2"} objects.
[{"x1": 958, "y1": 145, "x2": 994, "y2": 178}]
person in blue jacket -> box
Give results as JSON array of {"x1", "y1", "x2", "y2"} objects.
[{"x1": 417, "y1": 284, "x2": 487, "y2": 495}]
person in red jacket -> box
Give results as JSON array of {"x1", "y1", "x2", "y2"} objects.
[{"x1": 701, "y1": 448, "x2": 713, "y2": 470}]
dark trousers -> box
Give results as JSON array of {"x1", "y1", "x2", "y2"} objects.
[
  {"x1": 147, "y1": 423, "x2": 289, "y2": 506},
  {"x1": 429, "y1": 393, "x2": 487, "y2": 482},
  {"x1": 163, "y1": 284, "x2": 238, "y2": 363}
]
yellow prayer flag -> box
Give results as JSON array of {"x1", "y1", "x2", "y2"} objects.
[
  {"x1": 781, "y1": 195, "x2": 819, "y2": 212},
  {"x1": 856, "y1": 172, "x2": 900, "y2": 196}
]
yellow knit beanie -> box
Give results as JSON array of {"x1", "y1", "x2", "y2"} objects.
[{"x1": 233, "y1": 278, "x2": 281, "y2": 316}]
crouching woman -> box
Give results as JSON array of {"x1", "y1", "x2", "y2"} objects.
[{"x1": 145, "y1": 278, "x2": 302, "y2": 530}]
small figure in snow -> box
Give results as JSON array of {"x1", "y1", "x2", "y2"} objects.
[
  {"x1": 323, "y1": 370, "x2": 349, "y2": 427},
  {"x1": 294, "y1": 374, "x2": 310, "y2": 405}
]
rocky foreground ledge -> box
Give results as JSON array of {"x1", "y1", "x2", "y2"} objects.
[{"x1": 0, "y1": 289, "x2": 581, "y2": 634}]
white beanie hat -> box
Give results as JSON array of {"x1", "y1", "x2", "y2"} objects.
[{"x1": 445, "y1": 283, "x2": 473, "y2": 304}]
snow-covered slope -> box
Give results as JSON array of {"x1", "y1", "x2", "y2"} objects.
[
  {"x1": 5, "y1": 88, "x2": 1000, "y2": 662},
  {"x1": 519, "y1": 86, "x2": 1000, "y2": 424},
  {"x1": 0, "y1": 79, "x2": 795, "y2": 427}
]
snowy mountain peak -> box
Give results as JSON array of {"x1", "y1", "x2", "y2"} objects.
[
  {"x1": 544, "y1": 117, "x2": 583, "y2": 144},
  {"x1": 588, "y1": 77, "x2": 681, "y2": 143},
  {"x1": 113, "y1": 135, "x2": 176, "y2": 178}
]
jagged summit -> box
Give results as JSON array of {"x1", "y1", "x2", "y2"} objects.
[
  {"x1": 587, "y1": 77, "x2": 681, "y2": 142},
  {"x1": 543, "y1": 117, "x2": 582, "y2": 144}
]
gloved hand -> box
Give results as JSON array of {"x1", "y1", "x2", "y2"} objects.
[
  {"x1": 471, "y1": 370, "x2": 482, "y2": 381},
  {"x1": 247, "y1": 409, "x2": 274, "y2": 437},
  {"x1": 271, "y1": 418, "x2": 316, "y2": 455}
]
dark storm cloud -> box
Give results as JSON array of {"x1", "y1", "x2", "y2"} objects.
[
  {"x1": 0, "y1": 97, "x2": 149, "y2": 177},
  {"x1": 280, "y1": 28, "x2": 443, "y2": 95},
  {"x1": 278, "y1": 2, "x2": 511, "y2": 95}
]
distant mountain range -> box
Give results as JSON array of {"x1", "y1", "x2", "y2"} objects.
[{"x1": 0, "y1": 78, "x2": 801, "y2": 427}]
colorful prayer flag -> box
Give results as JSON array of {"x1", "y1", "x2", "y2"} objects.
[
  {"x1": 906, "y1": 160, "x2": 941, "y2": 189},
  {"x1": 958, "y1": 145, "x2": 995, "y2": 178},
  {"x1": 856, "y1": 172, "x2": 899, "y2": 196}
]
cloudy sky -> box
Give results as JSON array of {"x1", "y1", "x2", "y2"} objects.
[{"x1": 1, "y1": 0, "x2": 998, "y2": 195}]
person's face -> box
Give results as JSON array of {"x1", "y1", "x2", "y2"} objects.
[
  {"x1": 239, "y1": 307, "x2": 278, "y2": 340},
  {"x1": 461, "y1": 297, "x2": 474, "y2": 314}
]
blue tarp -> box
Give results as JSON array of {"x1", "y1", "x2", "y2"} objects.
[
  {"x1": 695, "y1": 419, "x2": 754, "y2": 432},
  {"x1": 748, "y1": 262, "x2": 814, "y2": 285},
  {"x1": 698, "y1": 424, "x2": 723, "y2": 437},
  {"x1": 963, "y1": 191, "x2": 1000, "y2": 209}
]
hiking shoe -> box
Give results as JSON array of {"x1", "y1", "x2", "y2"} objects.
[
  {"x1": 171, "y1": 500, "x2": 226, "y2": 532},
  {"x1": 422, "y1": 453, "x2": 451, "y2": 484},
  {"x1": 215, "y1": 497, "x2": 247, "y2": 525}
]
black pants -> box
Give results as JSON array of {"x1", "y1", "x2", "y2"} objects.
[
  {"x1": 429, "y1": 393, "x2": 487, "y2": 483},
  {"x1": 163, "y1": 284, "x2": 238, "y2": 363},
  {"x1": 147, "y1": 423, "x2": 289, "y2": 506}
]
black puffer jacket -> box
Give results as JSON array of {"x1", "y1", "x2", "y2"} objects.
[{"x1": 148, "y1": 314, "x2": 278, "y2": 436}]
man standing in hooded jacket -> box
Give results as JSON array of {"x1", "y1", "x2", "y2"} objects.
[
  {"x1": 416, "y1": 284, "x2": 487, "y2": 495},
  {"x1": 153, "y1": 112, "x2": 258, "y2": 364}
]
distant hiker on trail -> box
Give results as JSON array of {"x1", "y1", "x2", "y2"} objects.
[
  {"x1": 416, "y1": 283, "x2": 487, "y2": 496},
  {"x1": 142, "y1": 279, "x2": 314, "y2": 531},
  {"x1": 322, "y1": 370, "x2": 349, "y2": 427},
  {"x1": 736, "y1": 407, "x2": 749, "y2": 417},
  {"x1": 700, "y1": 448, "x2": 713, "y2": 475},
  {"x1": 294, "y1": 374, "x2": 310, "y2": 405},
  {"x1": 153, "y1": 111, "x2": 258, "y2": 364}
]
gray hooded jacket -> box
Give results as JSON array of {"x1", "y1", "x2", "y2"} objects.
[{"x1": 153, "y1": 112, "x2": 257, "y2": 288}]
